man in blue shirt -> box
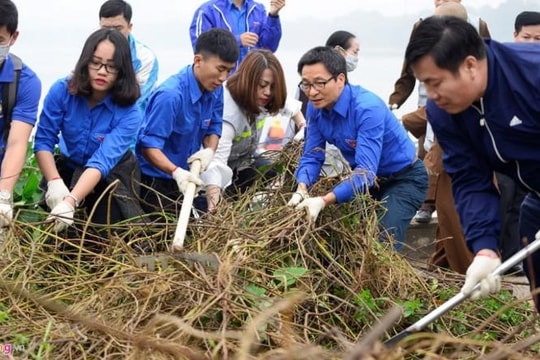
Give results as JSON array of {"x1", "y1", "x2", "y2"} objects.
[
  {"x1": 99, "y1": 0, "x2": 159, "y2": 112},
  {"x1": 136, "y1": 28, "x2": 238, "y2": 213},
  {"x1": 405, "y1": 16, "x2": 540, "y2": 313},
  {"x1": 0, "y1": 0, "x2": 41, "y2": 228},
  {"x1": 190, "y1": 0, "x2": 285, "y2": 71},
  {"x1": 288, "y1": 46, "x2": 427, "y2": 249}
]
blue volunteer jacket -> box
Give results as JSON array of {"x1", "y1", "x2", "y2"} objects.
[
  {"x1": 296, "y1": 84, "x2": 416, "y2": 204},
  {"x1": 189, "y1": 0, "x2": 282, "y2": 67},
  {"x1": 427, "y1": 39, "x2": 540, "y2": 254},
  {"x1": 136, "y1": 65, "x2": 224, "y2": 179}
]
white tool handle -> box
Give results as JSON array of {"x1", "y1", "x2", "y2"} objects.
[{"x1": 172, "y1": 160, "x2": 201, "y2": 252}]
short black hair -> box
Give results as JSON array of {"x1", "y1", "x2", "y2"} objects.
[
  {"x1": 325, "y1": 30, "x2": 356, "y2": 50},
  {"x1": 405, "y1": 16, "x2": 486, "y2": 75},
  {"x1": 70, "y1": 28, "x2": 140, "y2": 107},
  {"x1": 0, "y1": 0, "x2": 18, "y2": 35},
  {"x1": 99, "y1": 0, "x2": 132, "y2": 22},
  {"x1": 515, "y1": 11, "x2": 540, "y2": 33},
  {"x1": 195, "y1": 28, "x2": 239, "y2": 64},
  {"x1": 297, "y1": 46, "x2": 348, "y2": 82}
]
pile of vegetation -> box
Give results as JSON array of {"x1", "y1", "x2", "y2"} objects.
[{"x1": 0, "y1": 145, "x2": 538, "y2": 359}]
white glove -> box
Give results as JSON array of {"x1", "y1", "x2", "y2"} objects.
[
  {"x1": 389, "y1": 103, "x2": 398, "y2": 110},
  {"x1": 172, "y1": 167, "x2": 204, "y2": 195},
  {"x1": 295, "y1": 197, "x2": 325, "y2": 221},
  {"x1": 47, "y1": 200, "x2": 75, "y2": 232},
  {"x1": 287, "y1": 188, "x2": 308, "y2": 207},
  {"x1": 462, "y1": 253, "x2": 501, "y2": 300},
  {"x1": 188, "y1": 148, "x2": 214, "y2": 172},
  {"x1": 0, "y1": 203, "x2": 13, "y2": 227},
  {"x1": 46, "y1": 178, "x2": 70, "y2": 210},
  {"x1": 293, "y1": 126, "x2": 305, "y2": 142}
]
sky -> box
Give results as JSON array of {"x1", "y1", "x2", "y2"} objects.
[{"x1": 5, "y1": 0, "x2": 526, "y2": 113}]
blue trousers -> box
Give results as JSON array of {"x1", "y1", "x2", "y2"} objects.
[
  {"x1": 371, "y1": 159, "x2": 428, "y2": 250},
  {"x1": 519, "y1": 193, "x2": 540, "y2": 313}
]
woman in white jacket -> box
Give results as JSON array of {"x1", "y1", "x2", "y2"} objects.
[{"x1": 202, "y1": 49, "x2": 305, "y2": 211}]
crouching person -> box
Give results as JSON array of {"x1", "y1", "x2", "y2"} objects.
[
  {"x1": 34, "y1": 28, "x2": 143, "y2": 234},
  {"x1": 288, "y1": 46, "x2": 427, "y2": 250}
]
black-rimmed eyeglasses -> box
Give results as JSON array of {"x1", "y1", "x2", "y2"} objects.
[
  {"x1": 88, "y1": 58, "x2": 119, "y2": 74},
  {"x1": 298, "y1": 76, "x2": 335, "y2": 93}
]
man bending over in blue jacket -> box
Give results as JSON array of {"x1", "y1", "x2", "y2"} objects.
[{"x1": 405, "y1": 15, "x2": 540, "y2": 313}]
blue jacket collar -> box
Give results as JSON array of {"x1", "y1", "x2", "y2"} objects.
[{"x1": 187, "y1": 64, "x2": 205, "y2": 104}]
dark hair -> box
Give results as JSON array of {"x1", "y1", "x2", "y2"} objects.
[
  {"x1": 195, "y1": 28, "x2": 239, "y2": 64},
  {"x1": 69, "y1": 28, "x2": 140, "y2": 107},
  {"x1": 297, "y1": 46, "x2": 348, "y2": 82},
  {"x1": 405, "y1": 16, "x2": 486, "y2": 74},
  {"x1": 99, "y1": 0, "x2": 132, "y2": 22},
  {"x1": 227, "y1": 49, "x2": 286, "y2": 120},
  {"x1": 325, "y1": 30, "x2": 356, "y2": 50},
  {"x1": 0, "y1": 0, "x2": 18, "y2": 35},
  {"x1": 515, "y1": 11, "x2": 540, "y2": 33}
]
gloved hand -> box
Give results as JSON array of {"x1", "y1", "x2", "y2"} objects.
[
  {"x1": 295, "y1": 197, "x2": 325, "y2": 221},
  {"x1": 0, "y1": 203, "x2": 13, "y2": 227},
  {"x1": 389, "y1": 103, "x2": 398, "y2": 111},
  {"x1": 287, "y1": 188, "x2": 308, "y2": 207},
  {"x1": 46, "y1": 178, "x2": 70, "y2": 210},
  {"x1": 47, "y1": 200, "x2": 75, "y2": 232},
  {"x1": 172, "y1": 167, "x2": 204, "y2": 195},
  {"x1": 462, "y1": 252, "x2": 501, "y2": 300},
  {"x1": 188, "y1": 148, "x2": 214, "y2": 172},
  {"x1": 293, "y1": 126, "x2": 305, "y2": 142}
]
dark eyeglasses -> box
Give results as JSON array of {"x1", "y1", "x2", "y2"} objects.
[
  {"x1": 88, "y1": 58, "x2": 119, "y2": 74},
  {"x1": 298, "y1": 76, "x2": 335, "y2": 93}
]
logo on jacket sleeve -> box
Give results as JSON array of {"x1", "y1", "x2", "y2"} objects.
[{"x1": 345, "y1": 139, "x2": 357, "y2": 148}]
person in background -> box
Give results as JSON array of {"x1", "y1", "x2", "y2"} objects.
[
  {"x1": 405, "y1": 15, "x2": 540, "y2": 313},
  {"x1": 99, "y1": 0, "x2": 158, "y2": 112},
  {"x1": 189, "y1": 0, "x2": 285, "y2": 71},
  {"x1": 514, "y1": 11, "x2": 540, "y2": 41},
  {"x1": 0, "y1": 0, "x2": 41, "y2": 229},
  {"x1": 493, "y1": 11, "x2": 540, "y2": 274},
  {"x1": 389, "y1": 0, "x2": 490, "y2": 225},
  {"x1": 288, "y1": 46, "x2": 427, "y2": 250},
  {"x1": 34, "y1": 28, "x2": 142, "y2": 232},
  {"x1": 136, "y1": 28, "x2": 238, "y2": 215},
  {"x1": 202, "y1": 49, "x2": 305, "y2": 212}
]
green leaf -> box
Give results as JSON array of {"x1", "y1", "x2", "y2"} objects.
[
  {"x1": 272, "y1": 267, "x2": 308, "y2": 287},
  {"x1": 246, "y1": 284, "x2": 266, "y2": 297}
]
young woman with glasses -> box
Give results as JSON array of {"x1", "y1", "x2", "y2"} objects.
[{"x1": 34, "y1": 28, "x2": 143, "y2": 235}]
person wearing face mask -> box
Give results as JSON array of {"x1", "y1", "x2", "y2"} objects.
[
  {"x1": 202, "y1": 49, "x2": 306, "y2": 212},
  {"x1": 0, "y1": 0, "x2": 41, "y2": 233},
  {"x1": 326, "y1": 30, "x2": 360, "y2": 73}
]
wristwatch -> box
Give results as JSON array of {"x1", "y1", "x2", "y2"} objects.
[{"x1": 0, "y1": 190, "x2": 12, "y2": 203}]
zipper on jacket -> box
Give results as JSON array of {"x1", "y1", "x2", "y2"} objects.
[
  {"x1": 474, "y1": 97, "x2": 508, "y2": 164},
  {"x1": 516, "y1": 160, "x2": 540, "y2": 197}
]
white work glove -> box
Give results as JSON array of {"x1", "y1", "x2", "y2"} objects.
[
  {"x1": 46, "y1": 178, "x2": 70, "y2": 210},
  {"x1": 295, "y1": 197, "x2": 325, "y2": 221},
  {"x1": 188, "y1": 148, "x2": 214, "y2": 172},
  {"x1": 172, "y1": 167, "x2": 204, "y2": 195},
  {"x1": 47, "y1": 200, "x2": 75, "y2": 232},
  {"x1": 293, "y1": 126, "x2": 305, "y2": 142},
  {"x1": 287, "y1": 188, "x2": 308, "y2": 207},
  {"x1": 0, "y1": 203, "x2": 13, "y2": 227},
  {"x1": 462, "y1": 253, "x2": 502, "y2": 300}
]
